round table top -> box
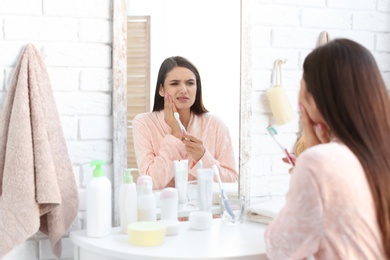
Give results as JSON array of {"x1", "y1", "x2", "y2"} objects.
[{"x1": 70, "y1": 219, "x2": 268, "y2": 260}]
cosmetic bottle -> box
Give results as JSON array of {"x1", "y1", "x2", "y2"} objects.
[
  {"x1": 174, "y1": 160, "x2": 188, "y2": 204},
  {"x1": 137, "y1": 179, "x2": 156, "y2": 222},
  {"x1": 87, "y1": 160, "x2": 112, "y2": 237},
  {"x1": 159, "y1": 187, "x2": 180, "y2": 235},
  {"x1": 119, "y1": 168, "x2": 138, "y2": 234}
]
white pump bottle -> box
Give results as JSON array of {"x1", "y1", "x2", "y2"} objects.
[{"x1": 119, "y1": 168, "x2": 138, "y2": 233}]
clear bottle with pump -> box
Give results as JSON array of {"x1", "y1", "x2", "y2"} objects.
[
  {"x1": 87, "y1": 160, "x2": 112, "y2": 237},
  {"x1": 119, "y1": 168, "x2": 138, "y2": 233},
  {"x1": 137, "y1": 179, "x2": 156, "y2": 222}
]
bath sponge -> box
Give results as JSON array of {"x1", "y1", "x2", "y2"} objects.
[{"x1": 266, "y1": 59, "x2": 295, "y2": 125}]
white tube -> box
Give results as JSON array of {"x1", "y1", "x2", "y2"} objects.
[
  {"x1": 197, "y1": 168, "x2": 214, "y2": 212},
  {"x1": 174, "y1": 160, "x2": 188, "y2": 204}
]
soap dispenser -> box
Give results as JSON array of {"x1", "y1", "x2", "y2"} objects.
[
  {"x1": 137, "y1": 179, "x2": 156, "y2": 222},
  {"x1": 119, "y1": 168, "x2": 138, "y2": 233},
  {"x1": 87, "y1": 160, "x2": 112, "y2": 237}
]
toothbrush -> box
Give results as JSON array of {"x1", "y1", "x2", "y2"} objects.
[
  {"x1": 212, "y1": 164, "x2": 235, "y2": 218},
  {"x1": 266, "y1": 125, "x2": 295, "y2": 166},
  {"x1": 173, "y1": 112, "x2": 187, "y2": 134}
]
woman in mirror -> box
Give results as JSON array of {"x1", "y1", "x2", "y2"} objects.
[
  {"x1": 265, "y1": 39, "x2": 389, "y2": 259},
  {"x1": 133, "y1": 56, "x2": 238, "y2": 190}
]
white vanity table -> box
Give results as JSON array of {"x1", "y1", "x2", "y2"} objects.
[{"x1": 70, "y1": 219, "x2": 268, "y2": 260}]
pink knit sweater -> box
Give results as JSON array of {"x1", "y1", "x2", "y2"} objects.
[
  {"x1": 133, "y1": 111, "x2": 238, "y2": 190},
  {"x1": 265, "y1": 141, "x2": 385, "y2": 259}
]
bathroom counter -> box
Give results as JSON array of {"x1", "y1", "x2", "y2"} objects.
[{"x1": 70, "y1": 219, "x2": 268, "y2": 260}]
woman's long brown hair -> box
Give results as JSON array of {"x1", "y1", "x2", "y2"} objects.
[{"x1": 304, "y1": 38, "x2": 390, "y2": 258}]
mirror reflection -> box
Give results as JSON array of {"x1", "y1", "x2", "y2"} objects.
[{"x1": 126, "y1": 0, "x2": 241, "y2": 189}]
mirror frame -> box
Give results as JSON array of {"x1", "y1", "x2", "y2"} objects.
[{"x1": 112, "y1": 0, "x2": 252, "y2": 225}]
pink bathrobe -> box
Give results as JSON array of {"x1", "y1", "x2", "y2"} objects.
[
  {"x1": 265, "y1": 141, "x2": 385, "y2": 259},
  {"x1": 133, "y1": 111, "x2": 238, "y2": 189}
]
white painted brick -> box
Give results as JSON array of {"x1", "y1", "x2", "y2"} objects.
[
  {"x1": 0, "y1": 19, "x2": 3, "y2": 39},
  {"x1": 43, "y1": 0, "x2": 111, "y2": 19},
  {"x1": 79, "y1": 116, "x2": 113, "y2": 139},
  {"x1": 252, "y1": 5, "x2": 300, "y2": 26},
  {"x1": 249, "y1": 154, "x2": 272, "y2": 176},
  {"x1": 47, "y1": 68, "x2": 80, "y2": 91},
  {"x1": 54, "y1": 92, "x2": 111, "y2": 116},
  {"x1": 353, "y1": 12, "x2": 390, "y2": 32},
  {"x1": 67, "y1": 140, "x2": 112, "y2": 165},
  {"x1": 0, "y1": 0, "x2": 41, "y2": 15},
  {"x1": 253, "y1": 68, "x2": 301, "y2": 92},
  {"x1": 60, "y1": 116, "x2": 78, "y2": 140},
  {"x1": 253, "y1": 0, "x2": 273, "y2": 4},
  {"x1": 252, "y1": 91, "x2": 270, "y2": 113},
  {"x1": 378, "y1": 0, "x2": 390, "y2": 13},
  {"x1": 42, "y1": 43, "x2": 111, "y2": 67},
  {"x1": 0, "y1": 68, "x2": 4, "y2": 90},
  {"x1": 328, "y1": 0, "x2": 375, "y2": 10},
  {"x1": 275, "y1": 0, "x2": 325, "y2": 6},
  {"x1": 78, "y1": 188, "x2": 87, "y2": 211},
  {"x1": 0, "y1": 92, "x2": 5, "y2": 108},
  {"x1": 302, "y1": 9, "x2": 352, "y2": 29},
  {"x1": 80, "y1": 69, "x2": 112, "y2": 92},
  {"x1": 273, "y1": 28, "x2": 327, "y2": 49},
  {"x1": 73, "y1": 165, "x2": 81, "y2": 187},
  {"x1": 39, "y1": 238, "x2": 73, "y2": 260},
  {"x1": 251, "y1": 26, "x2": 271, "y2": 47},
  {"x1": 2, "y1": 240, "x2": 38, "y2": 260},
  {"x1": 267, "y1": 174, "x2": 290, "y2": 195},
  {"x1": 252, "y1": 69, "x2": 273, "y2": 91},
  {"x1": 383, "y1": 72, "x2": 390, "y2": 90},
  {"x1": 245, "y1": 175, "x2": 271, "y2": 197},
  {"x1": 373, "y1": 52, "x2": 390, "y2": 71},
  {"x1": 4, "y1": 17, "x2": 78, "y2": 41},
  {"x1": 0, "y1": 42, "x2": 28, "y2": 66},
  {"x1": 376, "y1": 33, "x2": 390, "y2": 51},
  {"x1": 252, "y1": 47, "x2": 300, "y2": 69},
  {"x1": 79, "y1": 19, "x2": 112, "y2": 43}
]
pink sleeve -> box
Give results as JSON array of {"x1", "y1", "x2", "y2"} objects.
[
  {"x1": 189, "y1": 117, "x2": 238, "y2": 183},
  {"x1": 133, "y1": 115, "x2": 185, "y2": 190},
  {"x1": 265, "y1": 157, "x2": 323, "y2": 259}
]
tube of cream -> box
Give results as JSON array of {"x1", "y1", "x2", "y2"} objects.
[
  {"x1": 174, "y1": 160, "x2": 189, "y2": 204},
  {"x1": 197, "y1": 168, "x2": 214, "y2": 212}
]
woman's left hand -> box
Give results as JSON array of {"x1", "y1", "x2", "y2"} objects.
[{"x1": 181, "y1": 133, "x2": 205, "y2": 161}]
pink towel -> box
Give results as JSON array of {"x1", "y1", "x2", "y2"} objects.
[{"x1": 0, "y1": 44, "x2": 79, "y2": 259}]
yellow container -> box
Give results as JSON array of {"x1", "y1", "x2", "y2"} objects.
[{"x1": 127, "y1": 221, "x2": 166, "y2": 246}]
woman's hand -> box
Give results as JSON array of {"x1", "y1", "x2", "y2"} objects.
[
  {"x1": 299, "y1": 103, "x2": 330, "y2": 148},
  {"x1": 282, "y1": 156, "x2": 296, "y2": 174},
  {"x1": 163, "y1": 94, "x2": 182, "y2": 138},
  {"x1": 181, "y1": 133, "x2": 205, "y2": 161}
]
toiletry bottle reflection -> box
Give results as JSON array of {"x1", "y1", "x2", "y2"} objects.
[
  {"x1": 119, "y1": 168, "x2": 138, "y2": 234},
  {"x1": 137, "y1": 179, "x2": 157, "y2": 222}
]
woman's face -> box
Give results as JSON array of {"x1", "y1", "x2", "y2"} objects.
[
  {"x1": 159, "y1": 66, "x2": 197, "y2": 111},
  {"x1": 299, "y1": 76, "x2": 325, "y2": 124}
]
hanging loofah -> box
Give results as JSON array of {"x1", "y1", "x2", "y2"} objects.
[{"x1": 266, "y1": 59, "x2": 295, "y2": 125}]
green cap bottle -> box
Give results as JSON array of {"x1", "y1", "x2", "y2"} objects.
[
  {"x1": 124, "y1": 168, "x2": 138, "y2": 184},
  {"x1": 90, "y1": 160, "x2": 106, "y2": 177}
]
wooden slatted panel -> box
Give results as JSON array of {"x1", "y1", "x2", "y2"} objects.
[{"x1": 127, "y1": 16, "x2": 150, "y2": 181}]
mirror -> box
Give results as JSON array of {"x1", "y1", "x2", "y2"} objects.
[{"x1": 113, "y1": 0, "x2": 251, "y2": 225}]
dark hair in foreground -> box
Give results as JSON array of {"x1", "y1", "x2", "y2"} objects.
[
  {"x1": 303, "y1": 38, "x2": 390, "y2": 259},
  {"x1": 152, "y1": 56, "x2": 208, "y2": 115}
]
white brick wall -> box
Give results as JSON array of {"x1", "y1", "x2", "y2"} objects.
[
  {"x1": 0, "y1": 0, "x2": 112, "y2": 259},
  {"x1": 247, "y1": 0, "x2": 390, "y2": 200}
]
